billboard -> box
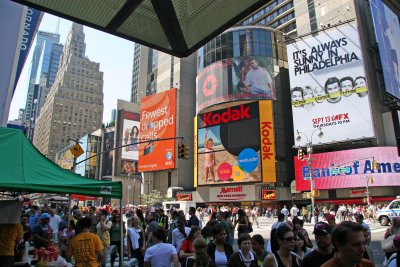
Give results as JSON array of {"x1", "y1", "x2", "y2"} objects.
[
  {"x1": 139, "y1": 88, "x2": 177, "y2": 172},
  {"x1": 197, "y1": 102, "x2": 263, "y2": 185},
  {"x1": 287, "y1": 24, "x2": 374, "y2": 146},
  {"x1": 121, "y1": 112, "x2": 140, "y2": 160},
  {"x1": 370, "y1": 0, "x2": 400, "y2": 100},
  {"x1": 294, "y1": 147, "x2": 400, "y2": 191},
  {"x1": 196, "y1": 56, "x2": 276, "y2": 113},
  {"x1": 121, "y1": 160, "x2": 140, "y2": 176},
  {"x1": 209, "y1": 185, "x2": 256, "y2": 202},
  {"x1": 102, "y1": 131, "x2": 114, "y2": 177}
]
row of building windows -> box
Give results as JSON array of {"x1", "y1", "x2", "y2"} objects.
[{"x1": 242, "y1": 0, "x2": 291, "y2": 25}]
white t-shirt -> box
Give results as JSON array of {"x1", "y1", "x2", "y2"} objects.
[
  {"x1": 290, "y1": 207, "x2": 299, "y2": 217},
  {"x1": 49, "y1": 214, "x2": 61, "y2": 233},
  {"x1": 244, "y1": 67, "x2": 273, "y2": 94},
  {"x1": 144, "y1": 243, "x2": 177, "y2": 267},
  {"x1": 214, "y1": 250, "x2": 228, "y2": 267},
  {"x1": 171, "y1": 227, "x2": 191, "y2": 252}
]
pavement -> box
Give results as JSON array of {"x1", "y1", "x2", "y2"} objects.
[{"x1": 107, "y1": 216, "x2": 388, "y2": 266}]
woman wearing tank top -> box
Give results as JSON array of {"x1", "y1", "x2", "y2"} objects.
[{"x1": 263, "y1": 224, "x2": 300, "y2": 267}]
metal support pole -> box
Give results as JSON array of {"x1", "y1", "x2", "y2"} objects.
[
  {"x1": 119, "y1": 199, "x2": 123, "y2": 267},
  {"x1": 307, "y1": 149, "x2": 316, "y2": 224},
  {"x1": 366, "y1": 176, "x2": 371, "y2": 206}
]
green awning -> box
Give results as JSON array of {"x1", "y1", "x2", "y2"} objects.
[
  {"x1": 0, "y1": 128, "x2": 122, "y2": 199},
  {"x1": 11, "y1": 0, "x2": 269, "y2": 58}
]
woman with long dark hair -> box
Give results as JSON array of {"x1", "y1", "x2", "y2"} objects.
[
  {"x1": 109, "y1": 213, "x2": 126, "y2": 267},
  {"x1": 207, "y1": 224, "x2": 233, "y2": 267},
  {"x1": 234, "y1": 209, "x2": 251, "y2": 238},
  {"x1": 292, "y1": 231, "x2": 311, "y2": 263},
  {"x1": 179, "y1": 226, "x2": 201, "y2": 261},
  {"x1": 263, "y1": 224, "x2": 299, "y2": 267}
]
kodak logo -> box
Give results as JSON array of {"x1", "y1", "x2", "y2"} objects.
[{"x1": 203, "y1": 104, "x2": 250, "y2": 126}]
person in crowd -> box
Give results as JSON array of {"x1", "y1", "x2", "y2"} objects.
[
  {"x1": 384, "y1": 232, "x2": 400, "y2": 267},
  {"x1": 267, "y1": 213, "x2": 285, "y2": 253},
  {"x1": 169, "y1": 210, "x2": 179, "y2": 242},
  {"x1": 201, "y1": 225, "x2": 214, "y2": 244},
  {"x1": 172, "y1": 215, "x2": 191, "y2": 253},
  {"x1": 263, "y1": 223, "x2": 299, "y2": 267},
  {"x1": 385, "y1": 217, "x2": 400, "y2": 239},
  {"x1": 207, "y1": 212, "x2": 219, "y2": 227},
  {"x1": 292, "y1": 231, "x2": 312, "y2": 263},
  {"x1": 20, "y1": 214, "x2": 30, "y2": 234},
  {"x1": 228, "y1": 233, "x2": 258, "y2": 267},
  {"x1": 146, "y1": 212, "x2": 159, "y2": 246},
  {"x1": 321, "y1": 221, "x2": 374, "y2": 267},
  {"x1": 29, "y1": 205, "x2": 39, "y2": 231},
  {"x1": 281, "y1": 206, "x2": 289, "y2": 222},
  {"x1": 225, "y1": 211, "x2": 235, "y2": 247},
  {"x1": 60, "y1": 220, "x2": 76, "y2": 258},
  {"x1": 32, "y1": 213, "x2": 52, "y2": 248},
  {"x1": 314, "y1": 205, "x2": 320, "y2": 223},
  {"x1": 88, "y1": 206, "x2": 97, "y2": 233},
  {"x1": 301, "y1": 222, "x2": 334, "y2": 267},
  {"x1": 136, "y1": 208, "x2": 146, "y2": 230},
  {"x1": 157, "y1": 208, "x2": 169, "y2": 229},
  {"x1": 197, "y1": 207, "x2": 205, "y2": 228},
  {"x1": 207, "y1": 224, "x2": 234, "y2": 267},
  {"x1": 96, "y1": 209, "x2": 112, "y2": 267},
  {"x1": 251, "y1": 207, "x2": 260, "y2": 228},
  {"x1": 128, "y1": 215, "x2": 146, "y2": 267},
  {"x1": 66, "y1": 217, "x2": 103, "y2": 267},
  {"x1": 109, "y1": 212, "x2": 126, "y2": 267},
  {"x1": 144, "y1": 228, "x2": 179, "y2": 267},
  {"x1": 184, "y1": 237, "x2": 216, "y2": 267},
  {"x1": 251, "y1": 234, "x2": 269, "y2": 266},
  {"x1": 179, "y1": 226, "x2": 202, "y2": 262},
  {"x1": 325, "y1": 77, "x2": 341, "y2": 103},
  {"x1": 292, "y1": 217, "x2": 312, "y2": 248},
  {"x1": 290, "y1": 205, "x2": 299, "y2": 219},
  {"x1": 217, "y1": 212, "x2": 231, "y2": 244},
  {"x1": 188, "y1": 207, "x2": 200, "y2": 227},
  {"x1": 234, "y1": 209, "x2": 251, "y2": 237},
  {"x1": 49, "y1": 208, "x2": 61, "y2": 240},
  {"x1": 326, "y1": 214, "x2": 336, "y2": 228},
  {"x1": 355, "y1": 214, "x2": 371, "y2": 236},
  {"x1": 0, "y1": 221, "x2": 23, "y2": 266},
  {"x1": 361, "y1": 226, "x2": 374, "y2": 262},
  {"x1": 301, "y1": 207, "x2": 309, "y2": 224}
]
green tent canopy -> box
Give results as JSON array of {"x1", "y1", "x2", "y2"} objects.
[{"x1": 0, "y1": 128, "x2": 122, "y2": 199}]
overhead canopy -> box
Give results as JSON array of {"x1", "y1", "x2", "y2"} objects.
[
  {"x1": 11, "y1": 0, "x2": 269, "y2": 57},
  {"x1": 0, "y1": 128, "x2": 122, "y2": 199}
]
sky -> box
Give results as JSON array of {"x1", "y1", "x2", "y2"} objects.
[{"x1": 9, "y1": 13, "x2": 135, "y2": 123}]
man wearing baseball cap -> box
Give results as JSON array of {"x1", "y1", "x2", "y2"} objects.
[
  {"x1": 301, "y1": 222, "x2": 334, "y2": 267},
  {"x1": 32, "y1": 213, "x2": 52, "y2": 248}
]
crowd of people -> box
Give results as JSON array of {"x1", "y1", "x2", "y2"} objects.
[{"x1": 2, "y1": 202, "x2": 399, "y2": 267}]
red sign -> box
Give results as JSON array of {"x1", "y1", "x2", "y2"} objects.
[
  {"x1": 176, "y1": 193, "x2": 192, "y2": 201},
  {"x1": 295, "y1": 147, "x2": 400, "y2": 191},
  {"x1": 261, "y1": 189, "x2": 276, "y2": 200},
  {"x1": 71, "y1": 194, "x2": 98, "y2": 201},
  {"x1": 350, "y1": 189, "x2": 368, "y2": 197}
]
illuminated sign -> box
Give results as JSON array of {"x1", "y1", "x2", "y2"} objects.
[
  {"x1": 176, "y1": 193, "x2": 192, "y2": 201},
  {"x1": 210, "y1": 185, "x2": 256, "y2": 202},
  {"x1": 259, "y1": 100, "x2": 276, "y2": 182}
]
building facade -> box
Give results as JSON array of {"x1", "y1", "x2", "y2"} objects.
[
  {"x1": 33, "y1": 23, "x2": 104, "y2": 161},
  {"x1": 23, "y1": 31, "x2": 63, "y2": 134}
]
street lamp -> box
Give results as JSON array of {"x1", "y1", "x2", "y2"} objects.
[{"x1": 296, "y1": 127, "x2": 323, "y2": 224}]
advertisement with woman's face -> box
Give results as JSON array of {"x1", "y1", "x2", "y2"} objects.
[{"x1": 196, "y1": 56, "x2": 276, "y2": 113}]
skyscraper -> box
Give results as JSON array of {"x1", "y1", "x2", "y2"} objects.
[
  {"x1": 23, "y1": 31, "x2": 62, "y2": 128},
  {"x1": 33, "y1": 23, "x2": 104, "y2": 161}
]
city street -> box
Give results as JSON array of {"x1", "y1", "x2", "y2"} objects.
[{"x1": 110, "y1": 216, "x2": 389, "y2": 267}]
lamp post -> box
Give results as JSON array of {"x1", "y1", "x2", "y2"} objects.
[{"x1": 296, "y1": 127, "x2": 323, "y2": 224}]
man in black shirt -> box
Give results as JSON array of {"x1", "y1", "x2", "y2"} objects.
[
  {"x1": 301, "y1": 222, "x2": 334, "y2": 267},
  {"x1": 187, "y1": 207, "x2": 199, "y2": 227}
]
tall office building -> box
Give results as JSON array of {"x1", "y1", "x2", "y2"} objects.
[
  {"x1": 23, "y1": 31, "x2": 62, "y2": 126},
  {"x1": 33, "y1": 23, "x2": 104, "y2": 161}
]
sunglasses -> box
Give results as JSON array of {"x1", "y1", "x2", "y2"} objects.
[{"x1": 283, "y1": 237, "x2": 296, "y2": 242}]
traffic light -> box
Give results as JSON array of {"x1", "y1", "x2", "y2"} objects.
[
  {"x1": 369, "y1": 177, "x2": 374, "y2": 184},
  {"x1": 312, "y1": 190, "x2": 320, "y2": 197},
  {"x1": 178, "y1": 143, "x2": 185, "y2": 158},
  {"x1": 297, "y1": 148, "x2": 304, "y2": 160},
  {"x1": 178, "y1": 143, "x2": 190, "y2": 159}
]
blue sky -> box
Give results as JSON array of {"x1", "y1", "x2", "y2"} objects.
[{"x1": 9, "y1": 13, "x2": 135, "y2": 123}]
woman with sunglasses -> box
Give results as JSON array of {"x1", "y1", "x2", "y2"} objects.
[
  {"x1": 263, "y1": 224, "x2": 299, "y2": 267},
  {"x1": 292, "y1": 231, "x2": 312, "y2": 263}
]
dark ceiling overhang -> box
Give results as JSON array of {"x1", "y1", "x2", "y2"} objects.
[{"x1": 11, "y1": 0, "x2": 270, "y2": 58}]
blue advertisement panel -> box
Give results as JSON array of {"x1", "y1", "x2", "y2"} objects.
[{"x1": 370, "y1": 0, "x2": 400, "y2": 100}]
